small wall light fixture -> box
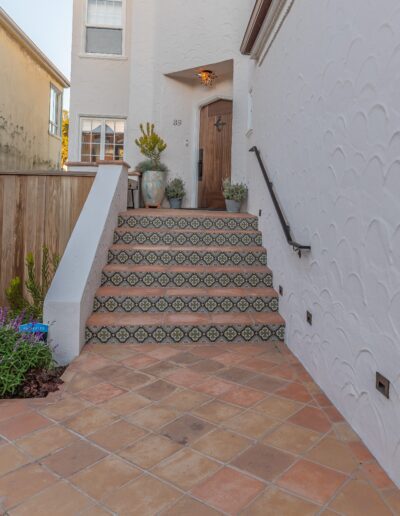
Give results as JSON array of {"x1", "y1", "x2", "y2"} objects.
[{"x1": 196, "y1": 70, "x2": 217, "y2": 87}]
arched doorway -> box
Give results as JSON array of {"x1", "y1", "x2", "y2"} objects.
[{"x1": 198, "y1": 99, "x2": 233, "y2": 209}]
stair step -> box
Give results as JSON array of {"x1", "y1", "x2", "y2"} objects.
[
  {"x1": 93, "y1": 286, "x2": 279, "y2": 313},
  {"x1": 108, "y1": 245, "x2": 267, "y2": 267},
  {"x1": 85, "y1": 311, "x2": 285, "y2": 345},
  {"x1": 101, "y1": 264, "x2": 273, "y2": 288},
  {"x1": 118, "y1": 209, "x2": 258, "y2": 231},
  {"x1": 113, "y1": 227, "x2": 263, "y2": 247}
]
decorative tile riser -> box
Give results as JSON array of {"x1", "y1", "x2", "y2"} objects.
[
  {"x1": 113, "y1": 230, "x2": 262, "y2": 247},
  {"x1": 118, "y1": 215, "x2": 258, "y2": 231},
  {"x1": 101, "y1": 271, "x2": 273, "y2": 289},
  {"x1": 108, "y1": 249, "x2": 267, "y2": 267},
  {"x1": 85, "y1": 324, "x2": 285, "y2": 345},
  {"x1": 93, "y1": 295, "x2": 279, "y2": 314}
]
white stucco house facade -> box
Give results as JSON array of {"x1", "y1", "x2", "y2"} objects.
[
  {"x1": 68, "y1": 0, "x2": 253, "y2": 207},
  {"x1": 61, "y1": 0, "x2": 400, "y2": 488}
]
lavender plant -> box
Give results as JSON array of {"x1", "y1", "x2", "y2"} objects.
[{"x1": 0, "y1": 308, "x2": 54, "y2": 397}]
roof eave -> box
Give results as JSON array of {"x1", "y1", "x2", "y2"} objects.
[
  {"x1": 240, "y1": 0, "x2": 273, "y2": 55},
  {"x1": 0, "y1": 7, "x2": 70, "y2": 88}
]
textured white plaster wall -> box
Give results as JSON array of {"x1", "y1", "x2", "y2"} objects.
[{"x1": 247, "y1": 0, "x2": 400, "y2": 487}]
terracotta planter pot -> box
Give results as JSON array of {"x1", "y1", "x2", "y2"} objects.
[{"x1": 142, "y1": 170, "x2": 166, "y2": 208}]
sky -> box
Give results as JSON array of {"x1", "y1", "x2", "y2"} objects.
[{"x1": 0, "y1": 0, "x2": 73, "y2": 109}]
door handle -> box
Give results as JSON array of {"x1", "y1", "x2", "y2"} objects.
[{"x1": 198, "y1": 148, "x2": 203, "y2": 181}]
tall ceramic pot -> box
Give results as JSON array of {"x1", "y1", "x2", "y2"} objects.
[{"x1": 142, "y1": 170, "x2": 166, "y2": 208}]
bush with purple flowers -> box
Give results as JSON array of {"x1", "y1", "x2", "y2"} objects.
[{"x1": 0, "y1": 308, "x2": 54, "y2": 397}]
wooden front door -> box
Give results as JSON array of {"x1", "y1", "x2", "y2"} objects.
[{"x1": 198, "y1": 99, "x2": 232, "y2": 209}]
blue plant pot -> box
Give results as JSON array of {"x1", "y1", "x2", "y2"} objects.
[
  {"x1": 142, "y1": 170, "x2": 166, "y2": 208},
  {"x1": 225, "y1": 199, "x2": 241, "y2": 213},
  {"x1": 169, "y1": 198, "x2": 182, "y2": 209}
]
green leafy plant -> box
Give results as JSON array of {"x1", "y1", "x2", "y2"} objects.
[
  {"x1": 135, "y1": 123, "x2": 167, "y2": 170},
  {"x1": 5, "y1": 278, "x2": 25, "y2": 314},
  {"x1": 136, "y1": 160, "x2": 169, "y2": 174},
  {"x1": 5, "y1": 247, "x2": 60, "y2": 320},
  {"x1": 165, "y1": 178, "x2": 185, "y2": 200},
  {"x1": 0, "y1": 309, "x2": 54, "y2": 397},
  {"x1": 222, "y1": 179, "x2": 248, "y2": 202}
]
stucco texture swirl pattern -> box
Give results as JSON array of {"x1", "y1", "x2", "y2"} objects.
[{"x1": 246, "y1": 0, "x2": 400, "y2": 486}]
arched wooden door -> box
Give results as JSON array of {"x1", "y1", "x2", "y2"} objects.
[{"x1": 198, "y1": 99, "x2": 232, "y2": 209}]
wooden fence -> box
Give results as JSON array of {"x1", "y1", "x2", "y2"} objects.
[{"x1": 0, "y1": 171, "x2": 95, "y2": 306}]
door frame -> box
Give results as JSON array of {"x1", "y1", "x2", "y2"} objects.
[{"x1": 192, "y1": 95, "x2": 233, "y2": 208}]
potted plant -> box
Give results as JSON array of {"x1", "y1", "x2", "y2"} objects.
[
  {"x1": 135, "y1": 123, "x2": 168, "y2": 208},
  {"x1": 222, "y1": 179, "x2": 248, "y2": 213},
  {"x1": 165, "y1": 178, "x2": 185, "y2": 209}
]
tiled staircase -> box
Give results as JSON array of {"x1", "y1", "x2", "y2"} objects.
[{"x1": 85, "y1": 209, "x2": 285, "y2": 345}]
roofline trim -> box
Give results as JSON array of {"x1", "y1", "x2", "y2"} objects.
[
  {"x1": 0, "y1": 7, "x2": 70, "y2": 88},
  {"x1": 241, "y1": 0, "x2": 293, "y2": 60}
]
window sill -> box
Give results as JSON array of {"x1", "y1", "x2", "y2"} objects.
[
  {"x1": 49, "y1": 131, "x2": 62, "y2": 141},
  {"x1": 79, "y1": 53, "x2": 128, "y2": 61}
]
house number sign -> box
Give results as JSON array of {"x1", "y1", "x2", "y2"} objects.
[{"x1": 173, "y1": 119, "x2": 182, "y2": 126}]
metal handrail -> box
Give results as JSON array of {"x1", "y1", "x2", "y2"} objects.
[{"x1": 250, "y1": 146, "x2": 311, "y2": 257}]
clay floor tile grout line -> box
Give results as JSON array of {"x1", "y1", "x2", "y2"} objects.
[
  {"x1": 315, "y1": 472, "x2": 357, "y2": 515},
  {"x1": 340, "y1": 463, "x2": 398, "y2": 515}
]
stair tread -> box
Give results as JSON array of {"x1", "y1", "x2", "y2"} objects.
[
  {"x1": 87, "y1": 311, "x2": 285, "y2": 326},
  {"x1": 110, "y1": 244, "x2": 265, "y2": 252},
  {"x1": 120, "y1": 209, "x2": 257, "y2": 219},
  {"x1": 103, "y1": 264, "x2": 272, "y2": 274},
  {"x1": 95, "y1": 286, "x2": 278, "y2": 297}
]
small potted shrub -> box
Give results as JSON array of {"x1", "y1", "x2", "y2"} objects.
[
  {"x1": 135, "y1": 123, "x2": 168, "y2": 208},
  {"x1": 165, "y1": 178, "x2": 185, "y2": 209},
  {"x1": 223, "y1": 179, "x2": 248, "y2": 213}
]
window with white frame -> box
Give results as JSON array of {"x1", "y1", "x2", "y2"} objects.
[
  {"x1": 86, "y1": 0, "x2": 123, "y2": 55},
  {"x1": 49, "y1": 85, "x2": 62, "y2": 137},
  {"x1": 80, "y1": 118, "x2": 125, "y2": 162}
]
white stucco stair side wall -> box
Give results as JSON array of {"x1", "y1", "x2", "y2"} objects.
[
  {"x1": 246, "y1": 0, "x2": 400, "y2": 486},
  {"x1": 44, "y1": 163, "x2": 128, "y2": 365}
]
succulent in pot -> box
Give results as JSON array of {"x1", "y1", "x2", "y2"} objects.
[
  {"x1": 165, "y1": 178, "x2": 185, "y2": 209},
  {"x1": 135, "y1": 123, "x2": 168, "y2": 208},
  {"x1": 222, "y1": 179, "x2": 248, "y2": 213}
]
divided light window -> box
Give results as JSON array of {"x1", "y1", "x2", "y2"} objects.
[
  {"x1": 80, "y1": 118, "x2": 125, "y2": 162},
  {"x1": 86, "y1": 0, "x2": 123, "y2": 55},
  {"x1": 49, "y1": 85, "x2": 62, "y2": 137}
]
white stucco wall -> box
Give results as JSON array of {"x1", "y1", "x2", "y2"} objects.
[
  {"x1": 247, "y1": 0, "x2": 400, "y2": 486},
  {"x1": 127, "y1": 0, "x2": 252, "y2": 201},
  {"x1": 44, "y1": 163, "x2": 128, "y2": 364},
  {"x1": 69, "y1": 0, "x2": 253, "y2": 205},
  {"x1": 69, "y1": 0, "x2": 132, "y2": 162}
]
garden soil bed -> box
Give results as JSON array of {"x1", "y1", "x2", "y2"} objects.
[{"x1": 1, "y1": 366, "x2": 66, "y2": 399}]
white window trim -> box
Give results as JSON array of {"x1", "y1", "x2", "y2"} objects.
[
  {"x1": 79, "y1": 116, "x2": 126, "y2": 162},
  {"x1": 49, "y1": 84, "x2": 63, "y2": 138},
  {"x1": 82, "y1": 0, "x2": 127, "y2": 58},
  {"x1": 246, "y1": 89, "x2": 254, "y2": 137}
]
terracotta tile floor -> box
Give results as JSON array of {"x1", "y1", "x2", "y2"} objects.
[{"x1": 0, "y1": 342, "x2": 398, "y2": 515}]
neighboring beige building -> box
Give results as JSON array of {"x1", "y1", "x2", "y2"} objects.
[{"x1": 0, "y1": 8, "x2": 70, "y2": 171}]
